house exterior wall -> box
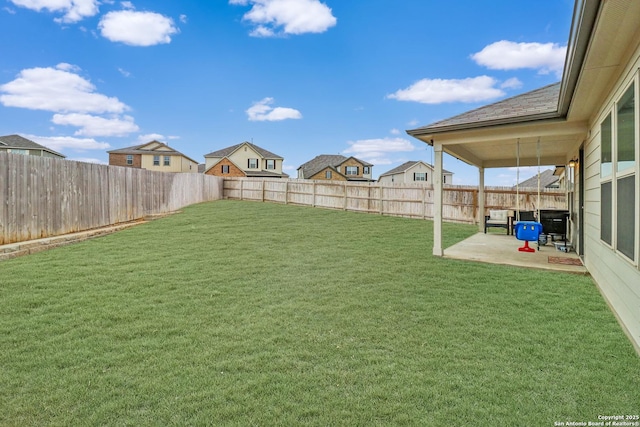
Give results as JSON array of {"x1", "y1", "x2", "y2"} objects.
[
  {"x1": 205, "y1": 158, "x2": 246, "y2": 177},
  {"x1": 180, "y1": 156, "x2": 198, "y2": 173},
  {"x1": 378, "y1": 163, "x2": 452, "y2": 185},
  {"x1": 309, "y1": 167, "x2": 347, "y2": 181},
  {"x1": 229, "y1": 145, "x2": 284, "y2": 174},
  {"x1": 205, "y1": 144, "x2": 283, "y2": 174},
  {"x1": 141, "y1": 154, "x2": 190, "y2": 173},
  {"x1": 378, "y1": 173, "x2": 400, "y2": 184},
  {"x1": 1, "y1": 148, "x2": 63, "y2": 159},
  {"x1": 339, "y1": 158, "x2": 371, "y2": 180},
  {"x1": 109, "y1": 153, "x2": 142, "y2": 168},
  {"x1": 582, "y1": 48, "x2": 640, "y2": 351}
]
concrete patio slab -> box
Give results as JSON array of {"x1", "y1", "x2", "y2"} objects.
[{"x1": 444, "y1": 232, "x2": 588, "y2": 274}]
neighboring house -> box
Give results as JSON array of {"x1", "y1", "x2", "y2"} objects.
[
  {"x1": 203, "y1": 141, "x2": 288, "y2": 178},
  {"x1": 108, "y1": 140, "x2": 198, "y2": 173},
  {"x1": 0, "y1": 134, "x2": 65, "y2": 159},
  {"x1": 407, "y1": 0, "x2": 640, "y2": 352},
  {"x1": 513, "y1": 168, "x2": 560, "y2": 189},
  {"x1": 297, "y1": 155, "x2": 374, "y2": 181},
  {"x1": 378, "y1": 161, "x2": 453, "y2": 185}
]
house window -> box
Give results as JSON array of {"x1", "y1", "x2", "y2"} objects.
[
  {"x1": 345, "y1": 166, "x2": 358, "y2": 175},
  {"x1": 9, "y1": 149, "x2": 29, "y2": 155},
  {"x1": 363, "y1": 166, "x2": 370, "y2": 175},
  {"x1": 600, "y1": 81, "x2": 636, "y2": 261},
  {"x1": 153, "y1": 155, "x2": 160, "y2": 166},
  {"x1": 325, "y1": 170, "x2": 332, "y2": 179},
  {"x1": 414, "y1": 172, "x2": 426, "y2": 181},
  {"x1": 266, "y1": 159, "x2": 275, "y2": 170},
  {"x1": 164, "y1": 156, "x2": 170, "y2": 166},
  {"x1": 248, "y1": 158, "x2": 258, "y2": 169},
  {"x1": 126, "y1": 154, "x2": 133, "y2": 165},
  {"x1": 616, "y1": 83, "x2": 635, "y2": 260},
  {"x1": 221, "y1": 165, "x2": 230, "y2": 174}
]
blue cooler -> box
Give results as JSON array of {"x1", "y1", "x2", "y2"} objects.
[
  {"x1": 514, "y1": 221, "x2": 542, "y2": 241},
  {"x1": 514, "y1": 221, "x2": 543, "y2": 252}
]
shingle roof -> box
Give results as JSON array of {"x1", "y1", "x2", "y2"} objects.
[
  {"x1": 514, "y1": 169, "x2": 560, "y2": 189},
  {"x1": 409, "y1": 83, "x2": 561, "y2": 134},
  {"x1": 204, "y1": 142, "x2": 283, "y2": 159},
  {"x1": 0, "y1": 134, "x2": 65, "y2": 158},
  {"x1": 107, "y1": 140, "x2": 198, "y2": 163},
  {"x1": 298, "y1": 154, "x2": 373, "y2": 178},
  {"x1": 379, "y1": 160, "x2": 452, "y2": 177}
]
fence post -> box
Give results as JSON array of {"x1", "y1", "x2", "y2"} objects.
[
  {"x1": 422, "y1": 186, "x2": 427, "y2": 219},
  {"x1": 261, "y1": 179, "x2": 265, "y2": 202},
  {"x1": 343, "y1": 182, "x2": 348, "y2": 210},
  {"x1": 379, "y1": 184, "x2": 383, "y2": 215},
  {"x1": 312, "y1": 181, "x2": 316, "y2": 207},
  {"x1": 285, "y1": 180, "x2": 289, "y2": 204}
]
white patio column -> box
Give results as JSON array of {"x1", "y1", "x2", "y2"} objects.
[
  {"x1": 433, "y1": 142, "x2": 443, "y2": 256},
  {"x1": 478, "y1": 167, "x2": 485, "y2": 232}
]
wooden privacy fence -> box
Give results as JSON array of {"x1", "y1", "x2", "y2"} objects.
[
  {"x1": 0, "y1": 153, "x2": 224, "y2": 245},
  {"x1": 224, "y1": 178, "x2": 566, "y2": 223}
]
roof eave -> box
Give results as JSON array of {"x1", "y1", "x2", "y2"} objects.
[
  {"x1": 407, "y1": 111, "x2": 563, "y2": 141},
  {"x1": 557, "y1": 0, "x2": 601, "y2": 116}
]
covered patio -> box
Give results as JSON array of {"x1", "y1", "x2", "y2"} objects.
[{"x1": 444, "y1": 232, "x2": 587, "y2": 274}]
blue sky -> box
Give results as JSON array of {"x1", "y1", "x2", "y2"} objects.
[{"x1": 0, "y1": 0, "x2": 574, "y2": 185}]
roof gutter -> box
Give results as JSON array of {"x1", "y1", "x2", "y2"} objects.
[
  {"x1": 406, "y1": 112, "x2": 564, "y2": 140},
  {"x1": 557, "y1": 0, "x2": 601, "y2": 116}
]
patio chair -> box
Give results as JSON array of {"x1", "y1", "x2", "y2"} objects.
[{"x1": 484, "y1": 209, "x2": 511, "y2": 234}]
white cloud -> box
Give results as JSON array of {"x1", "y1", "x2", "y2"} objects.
[
  {"x1": 231, "y1": 0, "x2": 336, "y2": 37},
  {"x1": 9, "y1": 0, "x2": 99, "y2": 23},
  {"x1": 343, "y1": 137, "x2": 418, "y2": 164},
  {"x1": 179, "y1": 14, "x2": 187, "y2": 24},
  {"x1": 117, "y1": 67, "x2": 131, "y2": 77},
  {"x1": 137, "y1": 133, "x2": 180, "y2": 144},
  {"x1": 471, "y1": 41, "x2": 566, "y2": 76},
  {"x1": 246, "y1": 97, "x2": 302, "y2": 121},
  {"x1": 24, "y1": 134, "x2": 111, "y2": 152},
  {"x1": 390, "y1": 128, "x2": 400, "y2": 135},
  {"x1": 52, "y1": 113, "x2": 139, "y2": 137},
  {"x1": 0, "y1": 63, "x2": 128, "y2": 113},
  {"x1": 121, "y1": 1, "x2": 134, "y2": 9},
  {"x1": 388, "y1": 76, "x2": 504, "y2": 104},
  {"x1": 501, "y1": 77, "x2": 522, "y2": 89},
  {"x1": 99, "y1": 10, "x2": 179, "y2": 46}
]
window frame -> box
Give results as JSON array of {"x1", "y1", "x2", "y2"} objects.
[
  {"x1": 599, "y1": 76, "x2": 638, "y2": 265},
  {"x1": 248, "y1": 158, "x2": 258, "y2": 169},
  {"x1": 164, "y1": 156, "x2": 171, "y2": 166},
  {"x1": 325, "y1": 170, "x2": 332, "y2": 179},
  {"x1": 126, "y1": 154, "x2": 133, "y2": 165},
  {"x1": 221, "y1": 165, "x2": 230, "y2": 174},
  {"x1": 266, "y1": 159, "x2": 275, "y2": 170},
  {"x1": 414, "y1": 172, "x2": 427, "y2": 181},
  {"x1": 345, "y1": 166, "x2": 359, "y2": 175},
  {"x1": 153, "y1": 155, "x2": 160, "y2": 166}
]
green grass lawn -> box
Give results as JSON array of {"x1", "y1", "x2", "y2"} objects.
[{"x1": 1, "y1": 200, "x2": 638, "y2": 426}]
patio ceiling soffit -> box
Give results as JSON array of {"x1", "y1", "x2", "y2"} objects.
[{"x1": 413, "y1": 119, "x2": 588, "y2": 168}]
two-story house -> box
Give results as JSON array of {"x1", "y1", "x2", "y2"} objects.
[
  {"x1": 378, "y1": 161, "x2": 453, "y2": 185},
  {"x1": 108, "y1": 140, "x2": 199, "y2": 173},
  {"x1": 203, "y1": 142, "x2": 288, "y2": 178},
  {"x1": 297, "y1": 155, "x2": 374, "y2": 181},
  {"x1": 0, "y1": 134, "x2": 65, "y2": 159}
]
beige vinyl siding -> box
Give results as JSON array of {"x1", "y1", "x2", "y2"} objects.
[
  {"x1": 205, "y1": 157, "x2": 222, "y2": 170},
  {"x1": 141, "y1": 154, "x2": 188, "y2": 172},
  {"x1": 583, "y1": 51, "x2": 640, "y2": 350}
]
